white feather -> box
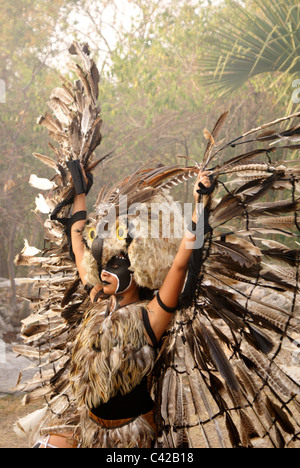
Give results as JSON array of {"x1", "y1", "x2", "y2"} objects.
[
  {"x1": 35, "y1": 194, "x2": 50, "y2": 214},
  {"x1": 81, "y1": 104, "x2": 91, "y2": 135},
  {"x1": 20, "y1": 239, "x2": 41, "y2": 257},
  {"x1": 14, "y1": 406, "x2": 47, "y2": 437},
  {"x1": 29, "y1": 174, "x2": 57, "y2": 191}
]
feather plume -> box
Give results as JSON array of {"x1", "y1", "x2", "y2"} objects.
[
  {"x1": 212, "y1": 241, "x2": 259, "y2": 268},
  {"x1": 225, "y1": 413, "x2": 241, "y2": 447},
  {"x1": 265, "y1": 398, "x2": 295, "y2": 435},
  {"x1": 37, "y1": 113, "x2": 63, "y2": 133},
  {"x1": 29, "y1": 174, "x2": 57, "y2": 191},
  {"x1": 203, "y1": 111, "x2": 229, "y2": 168},
  {"x1": 50, "y1": 87, "x2": 73, "y2": 106},
  {"x1": 47, "y1": 98, "x2": 72, "y2": 127},
  {"x1": 14, "y1": 406, "x2": 48, "y2": 438},
  {"x1": 81, "y1": 104, "x2": 92, "y2": 136},
  {"x1": 32, "y1": 153, "x2": 58, "y2": 170}
]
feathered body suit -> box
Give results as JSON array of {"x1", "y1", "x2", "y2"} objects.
[
  {"x1": 14, "y1": 43, "x2": 300, "y2": 448},
  {"x1": 71, "y1": 300, "x2": 157, "y2": 448}
]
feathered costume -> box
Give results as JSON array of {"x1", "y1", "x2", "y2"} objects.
[{"x1": 14, "y1": 42, "x2": 300, "y2": 448}]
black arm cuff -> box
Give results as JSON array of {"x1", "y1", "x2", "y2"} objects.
[
  {"x1": 187, "y1": 220, "x2": 197, "y2": 234},
  {"x1": 62, "y1": 211, "x2": 87, "y2": 262},
  {"x1": 51, "y1": 164, "x2": 93, "y2": 222},
  {"x1": 67, "y1": 160, "x2": 87, "y2": 195},
  {"x1": 69, "y1": 210, "x2": 87, "y2": 228},
  {"x1": 196, "y1": 175, "x2": 216, "y2": 196},
  {"x1": 156, "y1": 291, "x2": 177, "y2": 314},
  {"x1": 66, "y1": 160, "x2": 94, "y2": 195}
]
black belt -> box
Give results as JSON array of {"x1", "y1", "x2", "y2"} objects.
[{"x1": 91, "y1": 378, "x2": 154, "y2": 420}]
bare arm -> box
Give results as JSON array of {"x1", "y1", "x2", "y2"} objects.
[
  {"x1": 147, "y1": 171, "x2": 211, "y2": 342},
  {"x1": 70, "y1": 171, "x2": 103, "y2": 302},
  {"x1": 71, "y1": 193, "x2": 87, "y2": 283}
]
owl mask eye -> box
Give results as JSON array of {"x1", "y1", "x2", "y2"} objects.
[
  {"x1": 89, "y1": 227, "x2": 96, "y2": 242},
  {"x1": 116, "y1": 224, "x2": 127, "y2": 241}
]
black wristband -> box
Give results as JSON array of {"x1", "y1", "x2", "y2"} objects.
[
  {"x1": 86, "y1": 173, "x2": 94, "y2": 195},
  {"x1": 196, "y1": 175, "x2": 216, "y2": 196},
  {"x1": 156, "y1": 291, "x2": 177, "y2": 314},
  {"x1": 51, "y1": 164, "x2": 93, "y2": 223}
]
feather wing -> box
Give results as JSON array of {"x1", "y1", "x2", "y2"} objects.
[
  {"x1": 154, "y1": 111, "x2": 300, "y2": 448},
  {"x1": 13, "y1": 42, "x2": 106, "y2": 445}
]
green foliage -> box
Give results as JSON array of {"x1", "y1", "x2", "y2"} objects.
[
  {"x1": 0, "y1": 0, "x2": 77, "y2": 276},
  {"x1": 201, "y1": 0, "x2": 300, "y2": 111}
]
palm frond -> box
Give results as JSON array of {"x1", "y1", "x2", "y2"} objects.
[{"x1": 202, "y1": 0, "x2": 300, "y2": 95}]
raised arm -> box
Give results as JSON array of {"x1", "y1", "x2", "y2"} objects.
[
  {"x1": 68, "y1": 163, "x2": 103, "y2": 302},
  {"x1": 147, "y1": 171, "x2": 212, "y2": 342},
  {"x1": 71, "y1": 193, "x2": 88, "y2": 283}
]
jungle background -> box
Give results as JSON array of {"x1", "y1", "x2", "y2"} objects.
[{"x1": 0, "y1": 0, "x2": 300, "y2": 447}]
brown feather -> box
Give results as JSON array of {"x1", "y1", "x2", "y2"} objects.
[
  {"x1": 203, "y1": 111, "x2": 229, "y2": 168},
  {"x1": 266, "y1": 397, "x2": 295, "y2": 435},
  {"x1": 212, "y1": 241, "x2": 259, "y2": 268}
]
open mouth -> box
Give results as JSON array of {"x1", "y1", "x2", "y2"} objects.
[{"x1": 102, "y1": 281, "x2": 111, "y2": 286}]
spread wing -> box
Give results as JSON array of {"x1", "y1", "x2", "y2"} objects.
[
  {"x1": 13, "y1": 41, "x2": 106, "y2": 443},
  {"x1": 153, "y1": 113, "x2": 300, "y2": 448}
]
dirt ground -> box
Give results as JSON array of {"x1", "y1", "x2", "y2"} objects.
[{"x1": 0, "y1": 395, "x2": 42, "y2": 448}]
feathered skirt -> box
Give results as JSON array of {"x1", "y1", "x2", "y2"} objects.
[{"x1": 69, "y1": 300, "x2": 157, "y2": 448}]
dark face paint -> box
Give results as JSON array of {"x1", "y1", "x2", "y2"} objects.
[{"x1": 102, "y1": 255, "x2": 132, "y2": 294}]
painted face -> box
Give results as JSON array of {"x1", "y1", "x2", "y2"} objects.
[{"x1": 101, "y1": 255, "x2": 133, "y2": 295}]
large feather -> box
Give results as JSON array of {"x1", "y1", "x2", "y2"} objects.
[
  {"x1": 202, "y1": 111, "x2": 229, "y2": 168},
  {"x1": 195, "y1": 321, "x2": 240, "y2": 392}
]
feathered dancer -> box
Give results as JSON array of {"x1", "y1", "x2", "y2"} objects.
[{"x1": 14, "y1": 42, "x2": 300, "y2": 449}]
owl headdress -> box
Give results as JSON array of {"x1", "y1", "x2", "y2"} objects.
[{"x1": 81, "y1": 166, "x2": 196, "y2": 291}]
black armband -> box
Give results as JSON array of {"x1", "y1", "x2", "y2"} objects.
[
  {"x1": 50, "y1": 163, "x2": 93, "y2": 223},
  {"x1": 180, "y1": 206, "x2": 213, "y2": 308},
  {"x1": 156, "y1": 291, "x2": 178, "y2": 314},
  {"x1": 187, "y1": 208, "x2": 212, "y2": 237},
  {"x1": 56, "y1": 210, "x2": 87, "y2": 262},
  {"x1": 142, "y1": 308, "x2": 159, "y2": 348},
  {"x1": 69, "y1": 210, "x2": 87, "y2": 228}
]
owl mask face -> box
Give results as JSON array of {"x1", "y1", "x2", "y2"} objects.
[{"x1": 101, "y1": 254, "x2": 133, "y2": 295}]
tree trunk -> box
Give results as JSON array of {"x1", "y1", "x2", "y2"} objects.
[{"x1": 7, "y1": 222, "x2": 19, "y2": 325}]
